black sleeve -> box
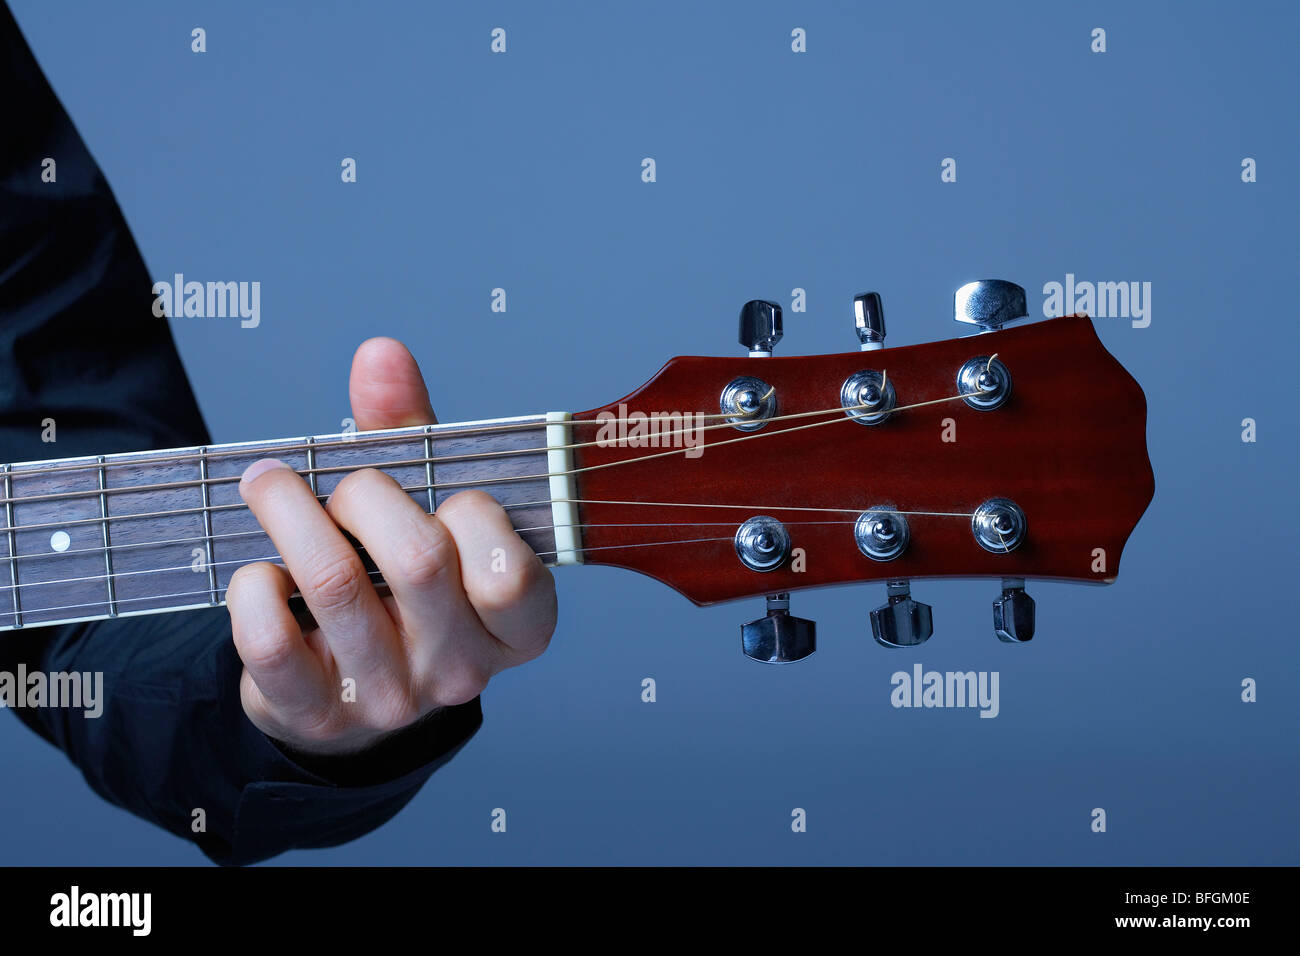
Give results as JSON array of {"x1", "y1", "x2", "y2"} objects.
[{"x1": 0, "y1": 0, "x2": 482, "y2": 865}]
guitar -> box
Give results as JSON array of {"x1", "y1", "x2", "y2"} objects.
[{"x1": 0, "y1": 280, "x2": 1153, "y2": 662}]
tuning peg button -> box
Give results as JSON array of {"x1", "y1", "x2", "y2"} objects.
[
  {"x1": 854, "y1": 292, "x2": 885, "y2": 351},
  {"x1": 742, "y1": 593, "x2": 816, "y2": 663},
  {"x1": 739, "y1": 300, "x2": 783, "y2": 356},
  {"x1": 993, "y1": 578, "x2": 1035, "y2": 642},
  {"x1": 870, "y1": 580, "x2": 933, "y2": 647},
  {"x1": 954, "y1": 280, "x2": 1028, "y2": 332},
  {"x1": 855, "y1": 505, "x2": 909, "y2": 561}
]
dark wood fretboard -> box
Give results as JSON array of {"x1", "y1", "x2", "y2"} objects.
[{"x1": 0, "y1": 414, "x2": 579, "y2": 631}]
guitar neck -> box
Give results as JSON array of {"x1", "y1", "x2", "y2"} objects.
[{"x1": 0, "y1": 414, "x2": 581, "y2": 632}]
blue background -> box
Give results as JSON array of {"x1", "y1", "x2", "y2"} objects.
[{"x1": 1, "y1": 0, "x2": 1295, "y2": 865}]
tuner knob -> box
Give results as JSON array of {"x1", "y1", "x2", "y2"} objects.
[
  {"x1": 739, "y1": 300, "x2": 783, "y2": 356},
  {"x1": 954, "y1": 280, "x2": 1028, "y2": 332},
  {"x1": 854, "y1": 292, "x2": 886, "y2": 351},
  {"x1": 869, "y1": 580, "x2": 933, "y2": 648},
  {"x1": 742, "y1": 593, "x2": 816, "y2": 663},
  {"x1": 993, "y1": 578, "x2": 1035, "y2": 643}
]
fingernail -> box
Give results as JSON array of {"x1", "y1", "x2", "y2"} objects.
[{"x1": 239, "y1": 458, "x2": 293, "y2": 492}]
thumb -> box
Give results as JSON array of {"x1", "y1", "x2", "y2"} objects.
[{"x1": 348, "y1": 337, "x2": 438, "y2": 430}]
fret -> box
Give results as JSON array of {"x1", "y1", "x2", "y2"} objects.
[
  {"x1": 102, "y1": 446, "x2": 209, "y2": 616},
  {"x1": 423, "y1": 426, "x2": 436, "y2": 516},
  {"x1": 97, "y1": 456, "x2": 118, "y2": 616},
  {"x1": 198, "y1": 447, "x2": 218, "y2": 604},
  {"x1": 311, "y1": 432, "x2": 428, "y2": 506},
  {"x1": 206, "y1": 438, "x2": 311, "y2": 592},
  {"x1": 2, "y1": 464, "x2": 20, "y2": 628},
  {"x1": 305, "y1": 437, "x2": 318, "y2": 495},
  {"x1": 9, "y1": 456, "x2": 111, "y2": 625},
  {"x1": 431, "y1": 415, "x2": 557, "y2": 559}
]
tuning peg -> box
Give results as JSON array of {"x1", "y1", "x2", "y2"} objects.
[
  {"x1": 954, "y1": 280, "x2": 1028, "y2": 332},
  {"x1": 869, "y1": 580, "x2": 933, "y2": 647},
  {"x1": 993, "y1": 578, "x2": 1035, "y2": 643},
  {"x1": 741, "y1": 593, "x2": 816, "y2": 663},
  {"x1": 854, "y1": 292, "x2": 885, "y2": 351},
  {"x1": 739, "y1": 300, "x2": 783, "y2": 356}
]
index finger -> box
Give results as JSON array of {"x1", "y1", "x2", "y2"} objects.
[{"x1": 238, "y1": 458, "x2": 403, "y2": 695}]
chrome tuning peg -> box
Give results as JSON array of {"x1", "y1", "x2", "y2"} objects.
[
  {"x1": 869, "y1": 580, "x2": 933, "y2": 647},
  {"x1": 993, "y1": 578, "x2": 1035, "y2": 643},
  {"x1": 954, "y1": 280, "x2": 1028, "y2": 332},
  {"x1": 854, "y1": 292, "x2": 885, "y2": 350},
  {"x1": 741, "y1": 593, "x2": 816, "y2": 663},
  {"x1": 738, "y1": 299, "x2": 783, "y2": 356}
]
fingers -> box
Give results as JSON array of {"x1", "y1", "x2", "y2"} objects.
[
  {"x1": 323, "y1": 469, "x2": 501, "y2": 691},
  {"x1": 349, "y1": 337, "x2": 437, "y2": 429},
  {"x1": 434, "y1": 490, "x2": 557, "y2": 661},
  {"x1": 326, "y1": 476, "x2": 554, "y2": 679},
  {"x1": 226, "y1": 561, "x2": 331, "y2": 730},
  {"x1": 238, "y1": 458, "x2": 404, "y2": 699}
]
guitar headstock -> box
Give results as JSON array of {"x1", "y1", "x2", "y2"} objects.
[{"x1": 570, "y1": 281, "x2": 1154, "y2": 661}]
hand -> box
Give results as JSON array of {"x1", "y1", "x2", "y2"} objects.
[{"x1": 225, "y1": 338, "x2": 557, "y2": 756}]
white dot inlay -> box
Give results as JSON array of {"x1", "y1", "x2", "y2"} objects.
[{"x1": 50, "y1": 530, "x2": 71, "y2": 553}]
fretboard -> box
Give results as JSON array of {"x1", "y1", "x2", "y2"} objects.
[{"x1": 0, "y1": 413, "x2": 581, "y2": 632}]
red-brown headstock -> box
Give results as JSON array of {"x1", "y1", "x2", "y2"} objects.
[{"x1": 570, "y1": 314, "x2": 1153, "y2": 607}]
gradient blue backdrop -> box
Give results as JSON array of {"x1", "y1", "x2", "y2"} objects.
[{"x1": 2, "y1": 0, "x2": 1296, "y2": 865}]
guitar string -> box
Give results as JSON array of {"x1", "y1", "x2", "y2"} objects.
[
  {"x1": 0, "y1": 464, "x2": 983, "y2": 609},
  {"x1": 18, "y1": 512, "x2": 973, "y2": 621},
  {"x1": 1, "y1": 508, "x2": 988, "y2": 617},
  {"x1": 0, "y1": 384, "x2": 822, "y2": 498},
  {"x1": 0, "y1": 516, "x2": 870, "y2": 568},
  {"x1": 0, "y1": 387, "x2": 979, "y2": 510},
  {"x1": 0, "y1": 385, "x2": 986, "y2": 535},
  {"x1": 6, "y1": 504, "x2": 1008, "y2": 621},
  {"x1": 3, "y1": 527, "x2": 778, "y2": 620},
  {"x1": 2, "y1": 492, "x2": 975, "y2": 573},
  {"x1": 0, "y1": 363, "x2": 996, "y2": 510},
  {"x1": 0, "y1": 520, "x2": 874, "y2": 595},
  {"x1": 0, "y1": 496, "x2": 987, "y2": 597},
  {"x1": 1, "y1": 377, "x2": 1000, "y2": 615},
  {"x1": 0, "y1": 399, "x2": 769, "y2": 480},
  {"x1": 0, "y1": 372, "x2": 867, "y2": 481}
]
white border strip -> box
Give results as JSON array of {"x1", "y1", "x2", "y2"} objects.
[{"x1": 545, "y1": 412, "x2": 582, "y2": 566}]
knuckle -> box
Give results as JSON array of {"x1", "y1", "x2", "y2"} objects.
[
  {"x1": 523, "y1": 614, "x2": 556, "y2": 658},
  {"x1": 239, "y1": 669, "x2": 338, "y2": 745},
  {"x1": 238, "y1": 671, "x2": 269, "y2": 718},
  {"x1": 357, "y1": 679, "x2": 422, "y2": 732},
  {"x1": 290, "y1": 704, "x2": 346, "y2": 747},
  {"x1": 434, "y1": 662, "x2": 492, "y2": 708},
  {"x1": 510, "y1": 611, "x2": 557, "y2": 664},
  {"x1": 472, "y1": 554, "x2": 551, "y2": 616},
  {"x1": 389, "y1": 524, "x2": 457, "y2": 589},
  {"x1": 300, "y1": 552, "x2": 367, "y2": 612},
  {"x1": 235, "y1": 626, "x2": 298, "y2": 674}
]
